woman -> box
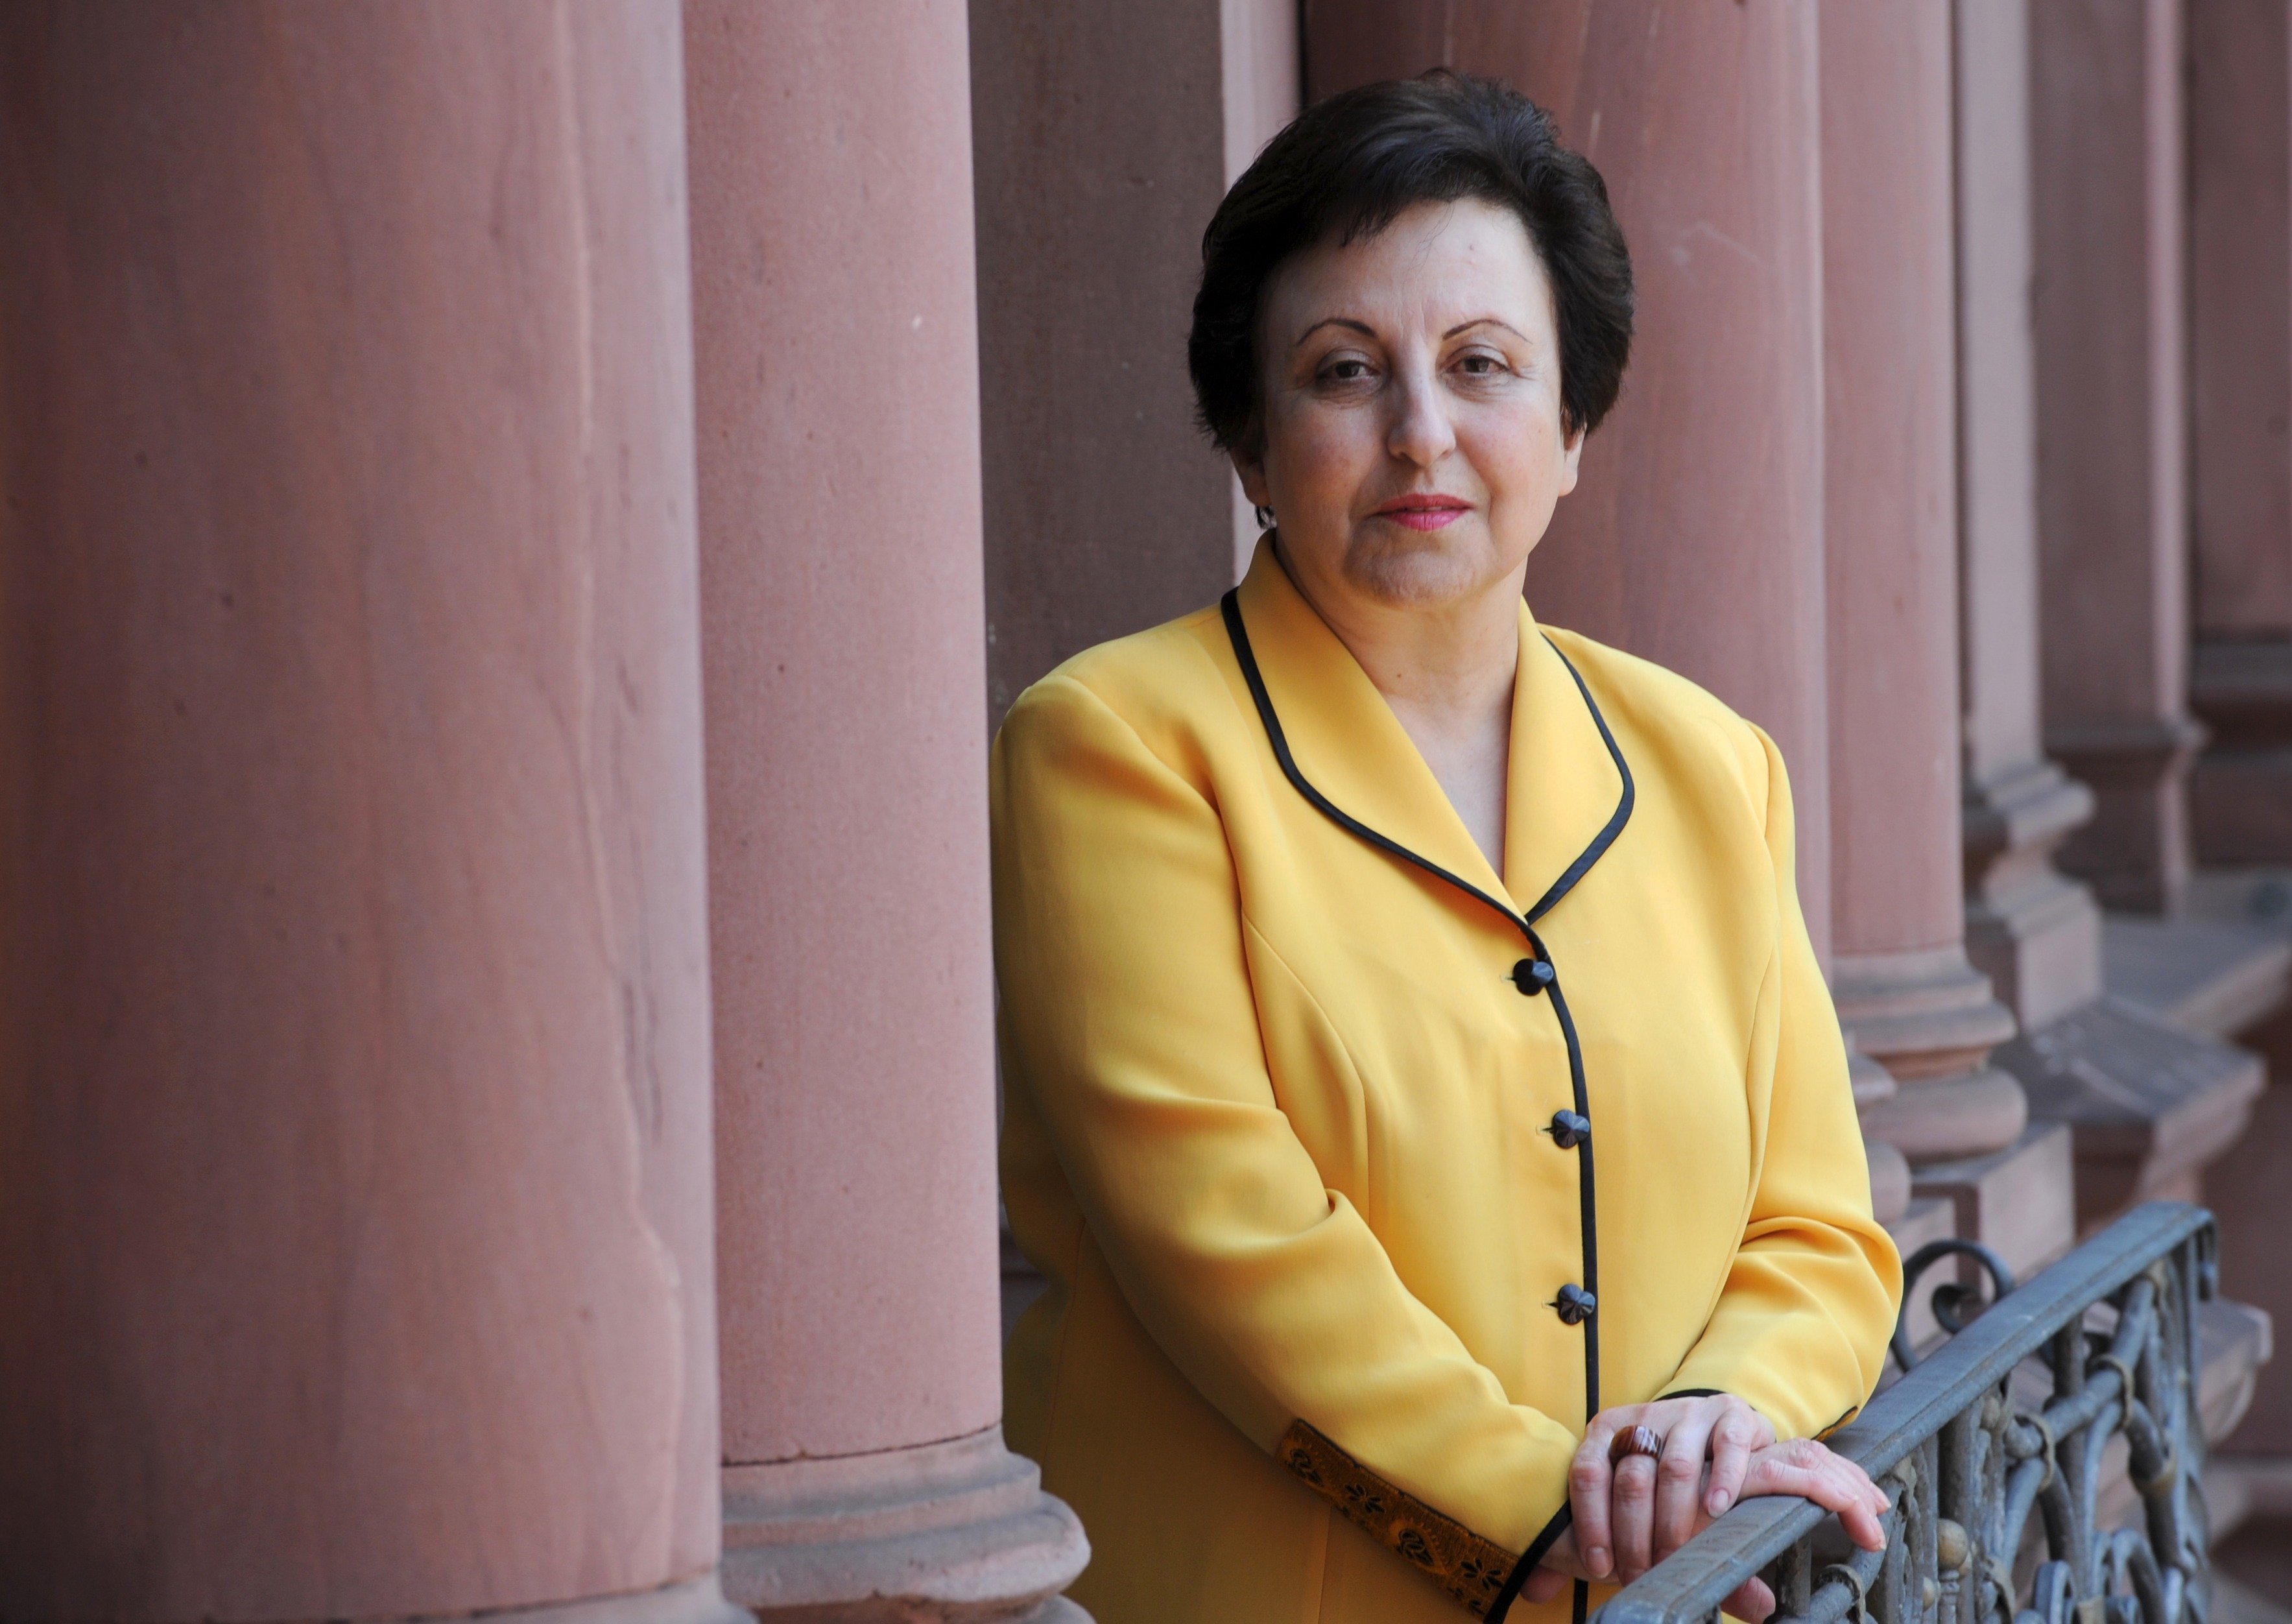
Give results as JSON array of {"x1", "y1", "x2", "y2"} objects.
[{"x1": 992, "y1": 73, "x2": 1901, "y2": 1624}]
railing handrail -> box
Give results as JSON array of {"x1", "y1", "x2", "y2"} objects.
[{"x1": 1597, "y1": 1200, "x2": 2217, "y2": 1624}]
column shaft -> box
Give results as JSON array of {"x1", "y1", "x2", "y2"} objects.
[
  {"x1": 2031, "y1": 0, "x2": 2201, "y2": 915},
  {"x1": 2188, "y1": 0, "x2": 2292, "y2": 863},
  {"x1": 684, "y1": 1, "x2": 1086, "y2": 1616},
  {"x1": 1817, "y1": 0, "x2": 2028, "y2": 1195},
  {"x1": 0, "y1": 5, "x2": 735, "y2": 1620},
  {"x1": 1954, "y1": 0, "x2": 2106, "y2": 1034}
]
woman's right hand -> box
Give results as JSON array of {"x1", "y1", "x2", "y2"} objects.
[{"x1": 1529, "y1": 1413, "x2": 1891, "y2": 1620}]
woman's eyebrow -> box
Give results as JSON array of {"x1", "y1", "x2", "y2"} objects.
[
  {"x1": 1443, "y1": 316, "x2": 1528, "y2": 341},
  {"x1": 1292, "y1": 315, "x2": 1378, "y2": 346}
]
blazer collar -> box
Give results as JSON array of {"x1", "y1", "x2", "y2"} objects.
[{"x1": 1230, "y1": 538, "x2": 1626, "y2": 925}]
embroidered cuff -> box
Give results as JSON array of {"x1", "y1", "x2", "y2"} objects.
[{"x1": 1277, "y1": 1419, "x2": 1526, "y2": 1616}]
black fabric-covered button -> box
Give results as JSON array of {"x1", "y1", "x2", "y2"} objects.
[
  {"x1": 1510, "y1": 957, "x2": 1556, "y2": 996},
  {"x1": 1552, "y1": 1284, "x2": 1597, "y2": 1325},
  {"x1": 1547, "y1": 1110, "x2": 1591, "y2": 1149}
]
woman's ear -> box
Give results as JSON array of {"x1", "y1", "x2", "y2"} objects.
[
  {"x1": 1558, "y1": 422, "x2": 1586, "y2": 497},
  {"x1": 1231, "y1": 449, "x2": 1272, "y2": 510}
]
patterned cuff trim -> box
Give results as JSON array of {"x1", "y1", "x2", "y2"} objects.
[{"x1": 1276, "y1": 1419, "x2": 1526, "y2": 1616}]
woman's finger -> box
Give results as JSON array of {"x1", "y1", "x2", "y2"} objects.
[
  {"x1": 1570, "y1": 1418, "x2": 1625, "y2": 1579},
  {"x1": 1651, "y1": 1405, "x2": 1717, "y2": 1561},
  {"x1": 1705, "y1": 1409, "x2": 1760, "y2": 1518},
  {"x1": 1723, "y1": 1574, "x2": 1778, "y2": 1623},
  {"x1": 1610, "y1": 1451, "x2": 1660, "y2": 1581},
  {"x1": 1523, "y1": 1564, "x2": 1573, "y2": 1605},
  {"x1": 1742, "y1": 1441, "x2": 1891, "y2": 1551}
]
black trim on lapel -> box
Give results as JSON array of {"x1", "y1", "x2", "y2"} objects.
[{"x1": 1221, "y1": 588, "x2": 1634, "y2": 1624}]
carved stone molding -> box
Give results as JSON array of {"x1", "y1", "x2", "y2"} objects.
[
  {"x1": 2047, "y1": 715, "x2": 2208, "y2": 916},
  {"x1": 722, "y1": 1429, "x2": 1089, "y2": 1622},
  {"x1": 2191, "y1": 638, "x2": 2292, "y2": 865},
  {"x1": 1837, "y1": 946, "x2": 2025, "y2": 1164},
  {"x1": 1963, "y1": 757, "x2": 2104, "y2": 1031},
  {"x1": 1994, "y1": 995, "x2": 2265, "y2": 1232}
]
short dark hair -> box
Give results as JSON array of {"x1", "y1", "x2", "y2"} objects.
[{"x1": 1188, "y1": 71, "x2": 1634, "y2": 458}]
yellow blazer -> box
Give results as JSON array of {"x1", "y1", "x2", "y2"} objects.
[{"x1": 993, "y1": 543, "x2": 1901, "y2": 1624}]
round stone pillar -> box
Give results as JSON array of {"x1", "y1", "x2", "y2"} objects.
[
  {"x1": 1954, "y1": 0, "x2": 2106, "y2": 1037},
  {"x1": 0, "y1": 6, "x2": 738, "y2": 1623},
  {"x1": 682, "y1": 2, "x2": 1088, "y2": 1618},
  {"x1": 1817, "y1": 0, "x2": 2024, "y2": 1172},
  {"x1": 2031, "y1": 0, "x2": 2201, "y2": 916}
]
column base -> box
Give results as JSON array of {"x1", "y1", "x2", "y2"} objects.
[
  {"x1": 2191, "y1": 636, "x2": 2292, "y2": 866},
  {"x1": 448, "y1": 1580, "x2": 751, "y2": 1624},
  {"x1": 1857, "y1": 1066, "x2": 2028, "y2": 1162},
  {"x1": 1863, "y1": 1136, "x2": 1913, "y2": 1224},
  {"x1": 2047, "y1": 714, "x2": 2205, "y2": 915},
  {"x1": 721, "y1": 1427, "x2": 1089, "y2": 1623},
  {"x1": 1963, "y1": 754, "x2": 2103, "y2": 1029},
  {"x1": 1832, "y1": 944, "x2": 2019, "y2": 1081},
  {"x1": 1906, "y1": 1120, "x2": 2076, "y2": 1277},
  {"x1": 1996, "y1": 993, "x2": 2265, "y2": 1231}
]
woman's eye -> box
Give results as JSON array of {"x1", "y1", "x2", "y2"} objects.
[
  {"x1": 1456, "y1": 352, "x2": 1507, "y2": 376},
  {"x1": 1322, "y1": 359, "x2": 1374, "y2": 383}
]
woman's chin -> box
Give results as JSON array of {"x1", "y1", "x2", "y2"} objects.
[{"x1": 1341, "y1": 532, "x2": 1519, "y2": 608}]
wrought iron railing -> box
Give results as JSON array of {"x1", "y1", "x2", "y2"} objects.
[{"x1": 1599, "y1": 1202, "x2": 2217, "y2": 1624}]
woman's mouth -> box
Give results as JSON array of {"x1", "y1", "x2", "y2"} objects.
[{"x1": 1372, "y1": 495, "x2": 1472, "y2": 532}]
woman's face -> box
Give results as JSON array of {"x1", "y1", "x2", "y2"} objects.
[{"x1": 1236, "y1": 197, "x2": 1582, "y2": 612}]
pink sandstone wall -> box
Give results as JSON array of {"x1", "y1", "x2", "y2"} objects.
[
  {"x1": 685, "y1": 0, "x2": 1006, "y2": 1467},
  {"x1": 2029, "y1": 0, "x2": 2197, "y2": 913},
  {"x1": 970, "y1": 0, "x2": 1248, "y2": 717},
  {"x1": 2188, "y1": 0, "x2": 2292, "y2": 638},
  {"x1": 0, "y1": 3, "x2": 726, "y2": 1617}
]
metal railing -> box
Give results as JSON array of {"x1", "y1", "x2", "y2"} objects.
[{"x1": 1600, "y1": 1202, "x2": 2217, "y2": 1624}]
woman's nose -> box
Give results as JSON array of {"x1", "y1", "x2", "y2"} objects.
[{"x1": 1386, "y1": 366, "x2": 1458, "y2": 468}]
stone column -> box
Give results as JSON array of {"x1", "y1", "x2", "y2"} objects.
[
  {"x1": 1814, "y1": 0, "x2": 2065, "y2": 1271},
  {"x1": 2030, "y1": 0, "x2": 2202, "y2": 916},
  {"x1": 1953, "y1": 0, "x2": 2263, "y2": 1241},
  {"x1": 1304, "y1": 2, "x2": 1926, "y2": 1214},
  {"x1": 0, "y1": 6, "x2": 739, "y2": 1621},
  {"x1": 682, "y1": 4, "x2": 1088, "y2": 1618},
  {"x1": 1955, "y1": 0, "x2": 2107, "y2": 1034},
  {"x1": 2188, "y1": 0, "x2": 2292, "y2": 865},
  {"x1": 970, "y1": 0, "x2": 1294, "y2": 719}
]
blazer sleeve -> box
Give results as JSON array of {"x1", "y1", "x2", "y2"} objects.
[
  {"x1": 992, "y1": 671, "x2": 1581, "y2": 1564},
  {"x1": 1662, "y1": 723, "x2": 1904, "y2": 1437}
]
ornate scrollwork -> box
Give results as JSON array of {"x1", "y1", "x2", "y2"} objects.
[{"x1": 1601, "y1": 1203, "x2": 2217, "y2": 1624}]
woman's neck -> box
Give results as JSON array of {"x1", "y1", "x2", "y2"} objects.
[{"x1": 1274, "y1": 539, "x2": 1522, "y2": 872}]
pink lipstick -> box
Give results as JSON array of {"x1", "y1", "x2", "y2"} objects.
[{"x1": 1373, "y1": 493, "x2": 1472, "y2": 532}]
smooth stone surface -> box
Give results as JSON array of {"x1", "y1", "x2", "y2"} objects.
[
  {"x1": 2102, "y1": 916, "x2": 2292, "y2": 1040},
  {"x1": 686, "y1": 0, "x2": 1006, "y2": 1466},
  {"x1": 0, "y1": 3, "x2": 726, "y2": 1614},
  {"x1": 2030, "y1": 0, "x2": 2201, "y2": 920},
  {"x1": 1820, "y1": 0, "x2": 1967, "y2": 972},
  {"x1": 970, "y1": 0, "x2": 1245, "y2": 719},
  {"x1": 1905, "y1": 1122, "x2": 2077, "y2": 1278}
]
